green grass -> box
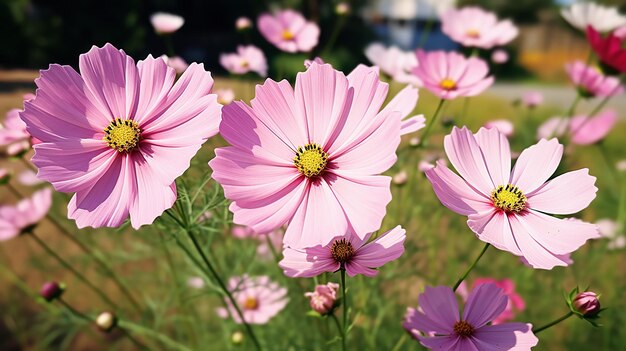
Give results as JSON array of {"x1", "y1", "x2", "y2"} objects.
[{"x1": 0, "y1": 77, "x2": 624, "y2": 350}]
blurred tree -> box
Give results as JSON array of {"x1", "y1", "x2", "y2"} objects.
[{"x1": 459, "y1": 0, "x2": 557, "y2": 23}]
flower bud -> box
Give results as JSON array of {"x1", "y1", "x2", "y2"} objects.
[
  {"x1": 40, "y1": 281, "x2": 65, "y2": 302},
  {"x1": 573, "y1": 292, "x2": 601, "y2": 316},
  {"x1": 392, "y1": 170, "x2": 408, "y2": 186},
  {"x1": 96, "y1": 311, "x2": 117, "y2": 332},
  {"x1": 304, "y1": 282, "x2": 339, "y2": 315},
  {"x1": 231, "y1": 331, "x2": 244, "y2": 344},
  {"x1": 236, "y1": 17, "x2": 252, "y2": 31}
]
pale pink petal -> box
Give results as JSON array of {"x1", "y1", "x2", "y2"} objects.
[
  {"x1": 570, "y1": 109, "x2": 617, "y2": 145},
  {"x1": 295, "y1": 23, "x2": 320, "y2": 52},
  {"x1": 0, "y1": 218, "x2": 19, "y2": 241},
  {"x1": 509, "y1": 138, "x2": 563, "y2": 194},
  {"x1": 527, "y1": 169, "x2": 597, "y2": 214},
  {"x1": 133, "y1": 55, "x2": 177, "y2": 125},
  {"x1": 279, "y1": 245, "x2": 339, "y2": 277},
  {"x1": 444, "y1": 127, "x2": 495, "y2": 195},
  {"x1": 352, "y1": 225, "x2": 405, "y2": 269},
  {"x1": 472, "y1": 323, "x2": 538, "y2": 350},
  {"x1": 468, "y1": 210, "x2": 522, "y2": 256},
  {"x1": 425, "y1": 161, "x2": 492, "y2": 216},
  {"x1": 473, "y1": 127, "x2": 511, "y2": 186},
  {"x1": 463, "y1": 283, "x2": 508, "y2": 328}
]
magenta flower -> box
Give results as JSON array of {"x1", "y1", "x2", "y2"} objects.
[
  {"x1": 404, "y1": 284, "x2": 538, "y2": 350},
  {"x1": 279, "y1": 226, "x2": 405, "y2": 277},
  {"x1": 425, "y1": 127, "x2": 600, "y2": 269},
  {"x1": 365, "y1": 43, "x2": 421, "y2": 85},
  {"x1": 413, "y1": 50, "x2": 494, "y2": 100},
  {"x1": 0, "y1": 188, "x2": 52, "y2": 241},
  {"x1": 565, "y1": 61, "x2": 624, "y2": 98},
  {"x1": 219, "y1": 45, "x2": 268, "y2": 77},
  {"x1": 217, "y1": 275, "x2": 288, "y2": 324},
  {"x1": 0, "y1": 108, "x2": 31, "y2": 155},
  {"x1": 210, "y1": 61, "x2": 420, "y2": 247},
  {"x1": 441, "y1": 7, "x2": 518, "y2": 49},
  {"x1": 573, "y1": 291, "x2": 601, "y2": 316},
  {"x1": 20, "y1": 44, "x2": 221, "y2": 229},
  {"x1": 150, "y1": 12, "x2": 184, "y2": 34},
  {"x1": 258, "y1": 9, "x2": 320, "y2": 53},
  {"x1": 470, "y1": 278, "x2": 525, "y2": 325}
]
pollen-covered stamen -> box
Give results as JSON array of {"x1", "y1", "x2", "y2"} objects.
[
  {"x1": 453, "y1": 320, "x2": 475, "y2": 338},
  {"x1": 243, "y1": 297, "x2": 259, "y2": 310},
  {"x1": 103, "y1": 118, "x2": 141, "y2": 153},
  {"x1": 294, "y1": 143, "x2": 329, "y2": 178},
  {"x1": 281, "y1": 29, "x2": 295, "y2": 40},
  {"x1": 466, "y1": 29, "x2": 481, "y2": 38},
  {"x1": 440, "y1": 78, "x2": 457, "y2": 90},
  {"x1": 330, "y1": 238, "x2": 355, "y2": 264},
  {"x1": 491, "y1": 184, "x2": 527, "y2": 213}
]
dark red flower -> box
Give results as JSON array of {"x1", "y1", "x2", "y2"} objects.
[{"x1": 587, "y1": 25, "x2": 626, "y2": 73}]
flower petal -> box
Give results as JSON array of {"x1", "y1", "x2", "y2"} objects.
[
  {"x1": 527, "y1": 168, "x2": 597, "y2": 214},
  {"x1": 418, "y1": 286, "x2": 459, "y2": 333},
  {"x1": 353, "y1": 225, "x2": 405, "y2": 269},
  {"x1": 463, "y1": 283, "x2": 508, "y2": 328},
  {"x1": 468, "y1": 210, "x2": 522, "y2": 256},
  {"x1": 279, "y1": 245, "x2": 339, "y2": 278},
  {"x1": 444, "y1": 127, "x2": 495, "y2": 195},
  {"x1": 472, "y1": 323, "x2": 538, "y2": 351},
  {"x1": 473, "y1": 127, "x2": 511, "y2": 186},
  {"x1": 510, "y1": 138, "x2": 563, "y2": 194}
]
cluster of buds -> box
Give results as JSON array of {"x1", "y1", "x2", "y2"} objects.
[{"x1": 305, "y1": 282, "x2": 340, "y2": 316}]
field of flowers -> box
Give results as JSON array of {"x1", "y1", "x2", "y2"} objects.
[{"x1": 1, "y1": 1, "x2": 625, "y2": 350}]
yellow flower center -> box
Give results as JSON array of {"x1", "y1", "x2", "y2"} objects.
[
  {"x1": 294, "y1": 143, "x2": 328, "y2": 178},
  {"x1": 243, "y1": 297, "x2": 259, "y2": 310},
  {"x1": 466, "y1": 29, "x2": 481, "y2": 38},
  {"x1": 453, "y1": 320, "x2": 475, "y2": 337},
  {"x1": 281, "y1": 29, "x2": 295, "y2": 40},
  {"x1": 491, "y1": 184, "x2": 527, "y2": 213},
  {"x1": 103, "y1": 118, "x2": 141, "y2": 153},
  {"x1": 440, "y1": 78, "x2": 457, "y2": 90},
  {"x1": 330, "y1": 238, "x2": 355, "y2": 264}
]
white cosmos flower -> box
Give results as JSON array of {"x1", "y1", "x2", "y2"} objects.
[{"x1": 561, "y1": 2, "x2": 626, "y2": 33}]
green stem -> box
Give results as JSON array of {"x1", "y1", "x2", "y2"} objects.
[
  {"x1": 417, "y1": 99, "x2": 446, "y2": 148},
  {"x1": 57, "y1": 298, "x2": 92, "y2": 322},
  {"x1": 340, "y1": 268, "x2": 348, "y2": 351},
  {"x1": 533, "y1": 311, "x2": 574, "y2": 334},
  {"x1": 330, "y1": 313, "x2": 343, "y2": 347},
  {"x1": 319, "y1": 11, "x2": 349, "y2": 58},
  {"x1": 6, "y1": 182, "x2": 142, "y2": 314},
  {"x1": 265, "y1": 234, "x2": 280, "y2": 263},
  {"x1": 27, "y1": 231, "x2": 121, "y2": 311},
  {"x1": 184, "y1": 228, "x2": 262, "y2": 351},
  {"x1": 118, "y1": 320, "x2": 193, "y2": 351},
  {"x1": 164, "y1": 35, "x2": 176, "y2": 57},
  {"x1": 453, "y1": 243, "x2": 490, "y2": 292}
]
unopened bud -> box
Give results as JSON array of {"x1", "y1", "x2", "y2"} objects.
[
  {"x1": 573, "y1": 292, "x2": 601, "y2": 316},
  {"x1": 236, "y1": 17, "x2": 252, "y2": 31},
  {"x1": 305, "y1": 282, "x2": 340, "y2": 315},
  {"x1": 40, "y1": 281, "x2": 65, "y2": 302},
  {"x1": 96, "y1": 311, "x2": 117, "y2": 332}
]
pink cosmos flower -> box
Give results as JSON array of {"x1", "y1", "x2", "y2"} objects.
[
  {"x1": 160, "y1": 55, "x2": 189, "y2": 74},
  {"x1": 305, "y1": 282, "x2": 339, "y2": 315},
  {"x1": 217, "y1": 275, "x2": 288, "y2": 324},
  {"x1": 425, "y1": 127, "x2": 599, "y2": 269},
  {"x1": 209, "y1": 61, "x2": 422, "y2": 247},
  {"x1": 413, "y1": 50, "x2": 494, "y2": 100},
  {"x1": 215, "y1": 88, "x2": 235, "y2": 105},
  {"x1": 521, "y1": 91, "x2": 543, "y2": 108},
  {"x1": 0, "y1": 108, "x2": 31, "y2": 155},
  {"x1": 279, "y1": 226, "x2": 406, "y2": 277},
  {"x1": 232, "y1": 225, "x2": 255, "y2": 239},
  {"x1": 484, "y1": 120, "x2": 514, "y2": 137},
  {"x1": 458, "y1": 278, "x2": 525, "y2": 325},
  {"x1": 403, "y1": 284, "x2": 538, "y2": 350},
  {"x1": 20, "y1": 44, "x2": 221, "y2": 229},
  {"x1": 0, "y1": 188, "x2": 52, "y2": 241},
  {"x1": 365, "y1": 43, "x2": 421, "y2": 85},
  {"x1": 258, "y1": 9, "x2": 320, "y2": 53},
  {"x1": 565, "y1": 61, "x2": 624, "y2": 98},
  {"x1": 537, "y1": 109, "x2": 617, "y2": 145},
  {"x1": 18, "y1": 169, "x2": 44, "y2": 186},
  {"x1": 231, "y1": 225, "x2": 284, "y2": 259},
  {"x1": 150, "y1": 12, "x2": 184, "y2": 34},
  {"x1": 491, "y1": 49, "x2": 509, "y2": 64},
  {"x1": 219, "y1": 45, "x2": 268, "y2": 77},
  {"x1": 441, "y1": 7, "x2": 518, "y2": 49}
]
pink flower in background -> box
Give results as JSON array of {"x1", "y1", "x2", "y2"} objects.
[
  {"x1": 597, "y1": 218, "x2": 626, "y2": 250},
  {"x1": 210, "y1": 61, "x2": 420, "y2": 247},
  {"x1": 561, "y1": 2, "x2": 626, "y2": 33},
  {"x1": 392, "y1": 170, "x2": 408, "y2": 185},
  {"x1": 20, "y1": 44, "x2": 221, "y2": 229},
  {"x1": 256, "y1": 229, "x2": 283, "y2": 260},
  {"x1": 219, "y1": 45, "x2": 268, "y2": 77},
  {"x1": 150, "y1": 12, "x2": 185, "y2": 34},
  {"x1": 484, "y1": 120, "x2": 514, "y2": 137},
  {"x1": 441, "y1": 7, "x2": 518, "y2": 49},
  {"x1": 425, "y1": 127, "x2": 599, "y2": 269},
  {"x1": 232, "y1": 225, "x2": 255, "y2": 239},
  {"x1": 536, "y1": 117, "x2": 567, "y2": 140},
  {"x1": 258, "y1": 9, "x2": 320, "y2": 53},
  {"x1": 18, "y1": 170, "x2": 44, "y2": 186},
  {"x1": 521, "y1": 91, "x2": 543, "y2": 108},
  {"x1": 0, "y1": 108, "x2": 31, "y2": 155},
  {"x1": 403, "y1": 284, "x2": 538, "y2": 350},
  {"x1": 569, "y1": 109, "x2": 617, "y2": 145},
  {"x1": 187, "y1": 277, "x2": 205, "y2": 289},
  {"x1": 160, "y1": 55, "x2": 189, "y2": 74},
  {"x1": 235, "y1": 17, "x2": 252, "y2": 31},
  {"x1": 0, "y1": 168, "x2": 8, "y2": 181},
  {"x1": 215, "y1": 88, "x2": 235, "y2": 105},
  {"x1": 565, "y1": 61, "x2": 624, "y2": 97},
  {"x1": 470, "y1": 278, "x2": 525, "y2": 324},
  {"x1": 491, "y1": 49, "x2": 509, "y2": 64},
  {"x1": 365, "y1": 43, "x2": 421, "y2": 85},
  {"x1": 413, "y1": 50, "x2": 494, "y2": 100},
  {"x1": 279, "y1": 226, "x2": 406, "y2": 277},
  {"x1": 305, "y1": 282, "x2": 339, "y2": 315},
  {"x1": 0, "y1": 188, "x2": 52, "y2": 241},
  {"x1": 217, "y1": 275, "x2": 288, "y2": 324}
]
